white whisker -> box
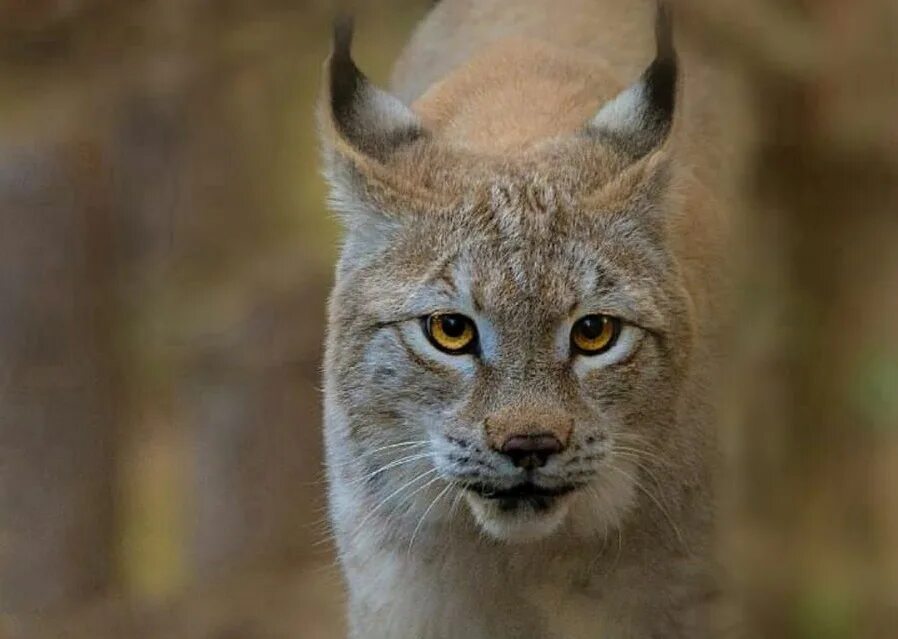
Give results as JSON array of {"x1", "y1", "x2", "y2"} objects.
[
  {"x1": 611, "y1": 433, "x2": 668, "y2": 461},
  {"x1": 614, "y1": 523, "x2": 624, "y2": 571},
  {"x1": 585, "y1": 485, "x2": 613, "y2": 573},
  {"x1": 605, "y1": 463, "x2": 689, "y2": 555},
  {"x1": 407, "y1": 482, "x2": 455, "y2": 556},
  {"x1": 611, "y1": 450, "x2": 667, "y2": 497},
  {"x1": 448, "y1": 486, "x2": 466, "y2": 517},
  {"x1": 351, "y1": 467, "x2": 440, "y2": 536},
  {"x1": 349, "y1": 451, "x2": 435, "y2": 486},
  {"x1": 328, "y1": 441, "x2": 429, "y2": 471},
  {"x1": 611, "y1": 444, "x2": 669, "y2": 469}
]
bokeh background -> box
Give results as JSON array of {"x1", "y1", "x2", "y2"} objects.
[
  {"x1": 0, "y1": 1, "x2": 428, "y2": 637},
  {"x1": 1, "y1": 1, "x2": 897, "y2": 638}
]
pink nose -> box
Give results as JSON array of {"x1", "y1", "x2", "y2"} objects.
[{"x1": 499, "y1": 434, "x2": 565, "y2": 469}]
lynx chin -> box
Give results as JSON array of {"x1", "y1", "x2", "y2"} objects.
[{"x1": 319, "y1": 1, "x2": 730, "y2": 637}]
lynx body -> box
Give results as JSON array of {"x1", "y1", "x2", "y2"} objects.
[{"x1": 319, "y1": 1, "x2": 730, "y2": 637}]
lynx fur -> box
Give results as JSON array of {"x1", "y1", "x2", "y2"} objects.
[{"x1": 319, "y1": 1, "x2": 731, "y2": 637}]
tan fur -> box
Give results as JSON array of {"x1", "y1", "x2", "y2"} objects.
[
  {"x1": 484, "y1": 406, "x2": 575, "y2": 451},
  {"x1": 319, "y1": 2, "x2": 734, "y2": 638},
  {"x1": 392, "y1": 0, "x2": 730, "y2": 185},
  {"x1": 412, "y1": 38, "x2": 623, "y2": 153},
  {"x1": 390, "y1": 0, "x2": 655, "y2": 102}
]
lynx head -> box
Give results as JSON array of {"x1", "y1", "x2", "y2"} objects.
[{"x1": 321, "y1": 9, "x2": 695, "y2": 543}]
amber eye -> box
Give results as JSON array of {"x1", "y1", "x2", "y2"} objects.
[
  {"x1": 571, "y1": 315, "x2": 621, "y2": 355},
  {"x1": 424, "y1": 313, "x2": 478, "y2": 354}
]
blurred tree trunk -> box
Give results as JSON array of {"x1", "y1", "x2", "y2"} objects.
[
  {"x1": 684, "y1": 1, "x2": 898, "y2": 637},
  {"x1": 0, "y1": 138, "x2": 121, "y2": 612}
]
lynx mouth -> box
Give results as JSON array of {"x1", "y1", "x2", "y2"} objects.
[
  {"x1": 463, "y1": 482, "x2": 580, "y2": 541},
  {"x1": 465, "y1": 482, "x2": 579, "y2": 512}
]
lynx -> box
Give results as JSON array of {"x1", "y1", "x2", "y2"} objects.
[{"x1": 319, "y1": 1, "x2": 729, "y2": 637}]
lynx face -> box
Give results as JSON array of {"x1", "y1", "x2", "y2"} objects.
[{"x1": 322, "y1": 15, "x2": 692, "y2": 543}]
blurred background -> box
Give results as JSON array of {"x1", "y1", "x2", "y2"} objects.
[
  {"x1": 0, "y1": 1, "x2": 429, "y2": 637},
  {"x1": 0, "y1": 1, "x2": 896, "y2": 638}
]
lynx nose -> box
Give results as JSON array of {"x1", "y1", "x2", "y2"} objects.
[
  {"x1": 485, "y1": 407, "x2": 573, "y2": 469},
  {"x1": 499, "y1": 434, "x2": 565, "y2": 470}
]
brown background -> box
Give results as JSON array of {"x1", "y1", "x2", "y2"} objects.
[
  {"x1": 2, "y1": 1, "x2": 898, "y2": 638},
  {"x1": 0, "y1": 2, "x2": 427, "y2": 637}
]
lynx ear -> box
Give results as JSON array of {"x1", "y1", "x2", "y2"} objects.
[
  {"x1": 321, "y1": 17, "x2": 424, "y2": 162},
  {"x1": 589, "y1": 2, "x2": 677, "y2": 159},
  {"x1": 319, "y1": 18, "x2": 431, "y2": 267}
]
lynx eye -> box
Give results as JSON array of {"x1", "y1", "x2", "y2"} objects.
[
  {"x1": 424, "y1": 313, "x2": 478, "y2": 354},
  {"x1": 571, "y1": 314, "x2": 621, "y2": 355}
]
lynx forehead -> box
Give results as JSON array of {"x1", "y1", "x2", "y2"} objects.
[{"x1": 319, "y1": 1, "x2": 724, "y2": 637}]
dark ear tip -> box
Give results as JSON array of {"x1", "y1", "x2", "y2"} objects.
[
  {"x1": 655, "y1": 1, "x2": 674, "y2": 60},
  {"x1": 328, "y1": 14, "x2": 363, "y2": 124},
  {"x1": 333, "y1": 14, "x2": 355, "y2": 58}
]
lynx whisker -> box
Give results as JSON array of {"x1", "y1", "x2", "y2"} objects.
[
  {"x1": 585, "y1": 485, "x2": 613, "y2": 572},
  {"x1": 349, "y1": 451, "x2": 435, "y2": 486},
  {"x1": 448, "y1": 485, "x2": 466, "y2": 518},
  {"x1": 351, "y1": 467, "x2": 440, "y2": 537},
  {"x1": 328, "y1": 441, "x2": 429, "y2": 471},
  {"x1": 372, "y1": 438, "x2": 428, "y2": 451},
  {"x1": 407, "y1": 481, "x2": 455, "y2": 556},
  {"x1": 387, "y1": 471, "x2": 446, "y2": 516},
  {"x1": 606, "y1": 462, "x2": 689, "y2": 556},
  {"x1": 614, "y1": 523, "x2": 624, "y2": 572},
  {"x1": 612, "y1": 433, "x2": 669, "y2": 461},
  {"x1": 611, "y1": 444, "x2": 670, "y2": 469},
  {"x1": 611, "y1": 449, "x2": 667, "y2": 497},
  {"x1": 362, "y1": 440, "x2": 430, "y2": 457}
]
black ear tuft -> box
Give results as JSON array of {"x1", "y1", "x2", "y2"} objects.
[
  {"x1": 329, "y1": 15, "x2": 362, "y2": 136},
  {"x1": 644, "y1": 1, "x2": 677, "y2": 139},
  {"x1": 321, "y1": 15, "x2": 423, "y2": 160},
  {"x1": 589, "y1": 1, "x2": 679, "y2": 159},
  {"x1": 333, "y1": 14, "x2": 355, "y2": 56},
  {"x1": 655, "y1": 1, "x2": 674, "y2": 61}
]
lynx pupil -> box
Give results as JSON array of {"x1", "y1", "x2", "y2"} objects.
[
  {"x1": 440, "y1": 315, "x2": 466, "y2": 337},
  {"x1": 579, "y1": 316, "x2": 606, "y2": 339}
]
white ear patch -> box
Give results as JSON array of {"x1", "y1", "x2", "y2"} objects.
[
  {"x1": 357, "y1": 83, "x2": 420, "y2": 139},
  {"x1": 586, "y1": 2, "x2": 677, "y2": 158},
  {"x1": 324, "y1": 16, "x2": 423, "y2": 158},
  {"x1": 591, "y1": 81, "x2": 649, "y2": 138}
]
